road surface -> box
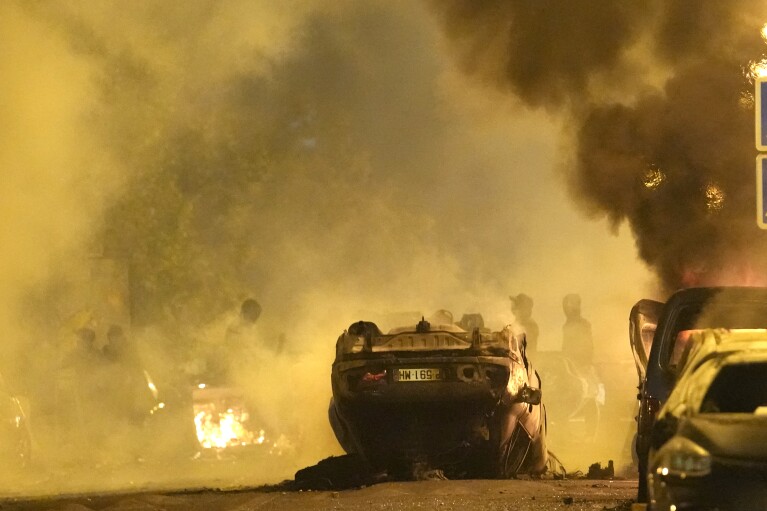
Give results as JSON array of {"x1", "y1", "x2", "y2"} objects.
[{"x1": 2, "y1": 479, "x2": 636, "y2": 511}]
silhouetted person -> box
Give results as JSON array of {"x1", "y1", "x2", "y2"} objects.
[
  {"x1": 76, "y1": 327, "x2": 99, "y2": 357},
  {"x1": 225, "y1": 298, "x2": 262, "y2": 345},
  {"x1": 103, "y1": 324, "x2": 129, "y2": 362},
  {"x1": 510, "y1": 294, "x2": 539, "y2": 358},
  {"x1": 561, "y1": 295, "x2": 600, "y2": 440},
  {"x1": 101, "y1": 325, "x2": 149, "y2": 421},
  {"x1": 216, "y1": 298, "x2": 266, "y2": 383},
  {"x1": 561, "y1": 293, "x2": 593, "y2": 366}
]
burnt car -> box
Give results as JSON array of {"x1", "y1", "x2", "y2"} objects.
[
  {"x1": 629, "y1": 287, "x2": 767, "y2": 502},
  {"x1": 192, "y1": 383, "x2": 294, "y2": 458},
  {"x1": 648, "y1": 329, "x2": 767, "y2": 511},
  {"x1": 329, "y1": 315, "x2": 547, "y2": 479}
]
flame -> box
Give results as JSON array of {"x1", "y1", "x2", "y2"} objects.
[
  {"x1": 746, "y1": 24, "x2": 767, "y2": 80},
  {"x1": 642, "y1": 164, "x2": 666, "y2": 190},
  {"x1": 144, "y1": 370, "x2": 159, "y2": 399},
  {"x1": 681, "y1": 256, "x2": 767, "y2": 288},
  {"x1": 506, "y1": 363, "x2": 528, "y2": 396},
  {"x1": 194, "y1": 402, "x2": 261, "y2": 449},
  {"x1": 739, "y1": 91, "x2": 754, "y2": 110},
  {"x1": 703, "y1": 182, "x2": 725, "y2": 212},
  {"x1": 192, "y1": 387, "x2": 296, "y2": 456},
  {"x1": 747, "y1": 59, "x2": 767, "y2": 81}
]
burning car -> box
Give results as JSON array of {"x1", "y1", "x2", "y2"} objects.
[
  {"x1": 329, "y1": 315, "x2": 547, "y2": 479},
  {"x1": 648, "y1": 329, "x2": 767, "y2": 511},
  {"x1": 192, "y1": 384, "x2": 293, "y2": 457},
  {"x1": 629, "y1": 287, "x2": 767, "y2": 502}
]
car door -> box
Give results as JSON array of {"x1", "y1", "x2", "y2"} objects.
[{"x1": 629, "y1": 299, "x2": 664, "y2": 382}]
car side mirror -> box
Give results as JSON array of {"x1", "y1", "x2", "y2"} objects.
[{"x1": 520, "y1": 385, "x2": 542, "y2": 405}]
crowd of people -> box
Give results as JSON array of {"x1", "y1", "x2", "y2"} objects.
[
  {"x1": 15, "y1": 296, "x2": 280, "y2": 467},
  {"x1": 11, "y1": 290, "x2": 603, "y2": 469}
]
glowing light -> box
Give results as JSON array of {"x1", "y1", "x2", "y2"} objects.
[
  {"x1": 194, "y1": 405, "x2": 260, "y2": 449},
  {"x1": 144, "y1": 370, "x2": 159, "y2": 399},
  {"x1": 198, "y1": 383, "x2": 206, "y2": 389},
  {"x1": 739, "y1": 92, "x2": 754, "y2": 110},
  {"x1": 506, "y1": 364, "x2": 528, "y2": 396},
  {"x1": 747, "y1": 58, "x2": 767, "y2": 80},
  {"x1": 661, "y1": 467, "x2": 669, "y2": 476},
  {"x1": 642, "y1": 165, "x2": 666, "y2": 190},
  {"x1": 703, "y1": 182, "x2": 725, "y2": 212},
  {"x1": 761, "y1": 23, "x2": 767, "y2": 41},
  {"x1": 158, "y1": 402, "x2": 165, "y2": 409}
]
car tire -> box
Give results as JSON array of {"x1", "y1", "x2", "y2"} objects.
[{"x1": 637, "y1": 451, "x2": 648, "y2": 503}]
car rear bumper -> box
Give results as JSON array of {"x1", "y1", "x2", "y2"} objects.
[{"x1": 332, "y1": 355, "x2": 511, "y2": 405}]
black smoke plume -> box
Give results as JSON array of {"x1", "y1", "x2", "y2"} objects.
[{"x1": 431, "y1": 0, "x2": 767, "y2": 292}]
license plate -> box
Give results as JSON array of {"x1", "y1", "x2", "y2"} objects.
[{"x1": 396, "y1": 368, "x2": 443, "y2": 382}]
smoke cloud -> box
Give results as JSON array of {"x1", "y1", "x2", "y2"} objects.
[
  {"x1": 1, "y1": 0, "x2": 655, "y2": 495},
  {"x1": 431, "y1": 0, "x2": 767, "y2": 292}
]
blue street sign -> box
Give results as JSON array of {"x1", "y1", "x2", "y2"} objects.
[
  {"x1": 757, "y1": 78, "x2": 767, "y2": 151},
  {"x1": 758, "y1": 156, "x2": 767, "y2": 229}
]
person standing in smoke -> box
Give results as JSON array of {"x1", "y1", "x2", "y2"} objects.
[
  {"x1": 219, "y1": 298, "x2": 266, "y2": 382},
  {"x1": 225, "y1": 298, "x2": 262, "y2": 346},
  {"x1": 58, "y1": 325, "x2": 109, "y2": 463},
  {"x1": 561, "y1": 293, "x2": 593, "y2": 366},
  {"x1": 561, "y1": 293, "x2": 602, "y2": 440},
  {"x1": 510, "y1": 293, "x2": 539, "y2": 359},
  {"x1": 100, "y1": 324, "x2": 155, "y2": 460}
]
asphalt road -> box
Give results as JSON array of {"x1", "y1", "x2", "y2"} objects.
[{"x1": 1, "y1": 479, "x2": 636, "y2": 511}]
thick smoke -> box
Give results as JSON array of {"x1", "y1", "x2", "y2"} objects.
[
  {"x1": 431, "y1": 0, "x2": 767, "y2": 292},
  {"x1": 1, "y1": 0, "x2": 654, "y2": 494}
]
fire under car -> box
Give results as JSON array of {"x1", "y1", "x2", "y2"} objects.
[{"x1": 329, "y1": 315, "x2": 547, "y2": 479}]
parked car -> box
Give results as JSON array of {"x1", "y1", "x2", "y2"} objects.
[
  {"x1": 329, "y1": 315, "x2": 547, "y2": 478},
  {"x1": 629, "y1": 287, "x2": 767, "y2": 502},
  {"x1": 647, "y1": 328, "x2": 767, "y2": 511}
]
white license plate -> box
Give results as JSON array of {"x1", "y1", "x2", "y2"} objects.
[{"x1": 396, "y1": 368, "x2": 443, "y2": 382}]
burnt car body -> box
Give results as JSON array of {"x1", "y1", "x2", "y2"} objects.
[
  {"x1": 329, "y1": 317, "x2": 547, "y2": 478},
  {"x1": 630, "y1": 287, "x2": 767, "y2": 502},
  {"x1": 648, "y1": 329, "x2": 767, "y2": 511}
]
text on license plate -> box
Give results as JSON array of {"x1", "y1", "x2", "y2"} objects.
[{"x1": 396, "y1": 368, "x2": 443, "y2": 382}]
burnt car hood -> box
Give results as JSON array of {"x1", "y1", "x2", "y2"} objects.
[{"x1": 680, "y1": 415, "x2": 767, "y2": 459}]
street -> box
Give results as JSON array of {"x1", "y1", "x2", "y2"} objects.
[{"x1": 2, "y1": 479, "x2": 636, "y2": 511}]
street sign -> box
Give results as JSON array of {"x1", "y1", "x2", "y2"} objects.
[
  {"x1": 756, "y1": 77, "x2": 767, "y2": 151},
  {"x1": 757, "y1": 155, "x2": 767, "y2": 229}
]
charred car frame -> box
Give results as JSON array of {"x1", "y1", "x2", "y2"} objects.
[{"x1": 329, "y1": 317, "x2": 547, "y2": 479}]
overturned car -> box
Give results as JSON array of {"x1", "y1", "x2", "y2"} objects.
[{"x1": 329, "y1": 315, "x2": 547, "y2": 479}]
